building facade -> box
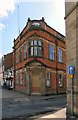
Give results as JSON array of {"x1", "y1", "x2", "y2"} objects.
[
  {"x1": 65, "y1": 1, "x2": 78, "y2": 118},
  {"x1": 13, "y1": 18, "x2": 66, "y2": 95},
  {"x1": 3, "y1": 52, "x2": 14, "y2": 89}
]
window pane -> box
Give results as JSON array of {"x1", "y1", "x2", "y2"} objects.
[
  {"x1": 26, "y1": 71, "x2": 29, "y2": 80},
  {"x1": 58, "y1": 74, "x2": 63, "y2": 87},
  {"x1": 47, "y1": 73, "x2": 50, "y2": 79},
  {"x1": 50, "y1": 53, "x2": 54, "y2": 60},
  {"x1": 20, "y1": 70, "x2": 22, "y2": 85},
  {"x1": 58, "y1": 56, "x2": 60, "y2": 62},
  {"x1": 34, "y1": 47, "x2": 37, "y2": 56},
  {"x1": 38, "y1": 47, "x2": 42, "y2": 56},
  {"x1": 31, "y1": 47, "x2": 33, "y2": 55},
  {"x1": 34, "y1": 40, "x2": 37, "y2": 45},
  {"x1": 59, "y1": 74, "x2": 62, "y2": 79},
  {"x1": 16, "y1": 71, "x2": 18, "y2": 84},
  {"x1": 60, "y1": 50, "x2": 62, "y2": 55},
  {"x1": 30, "y1": 41, "x2": 33, "y2": 45},
  {"x1": 50, "y1": 45, "x2": 54, "y2": 52},
  {"x1": 58, "y1": 48, "x2": 62, "y2": 62},
  {"x1": 59, "y1": 49, "x2": 62, "y2": 55},
  {"x1": 59, "y1": 56, "x2": 62, "y2": 62},
  {"x1": 24, "y1": 45, "x2": 26, "y2": 51},
  {"x1": 46, "y1": 72, "x2": 51, "y2": 87},
  {"x1": 32, "y1": 22, "x2": 40, "y2": 27},
  {"x1": 38, "y1": 41, "x2": 42, "y2": 46},
  {"x1": 24, "y1": 45, "x2": 27, "y2": 59},
  {"x1": 16, "y1": 53, "x2": 18, "y2": 63},
  {"x1": 50, "y1": 54, "x2": 52, "y2": 60},
  {"x1": 20, "y1": 48, "x2": 22, "y2": 62},
  {"x1": 49, "y1": 45, "x2": 54, "y2": 60},
  {"x1": 24, "y1": 69, "x2": 26, "y2": 86}
]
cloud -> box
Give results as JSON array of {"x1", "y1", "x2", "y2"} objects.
[
  {"x1": 0, "y1": 23, "x2": 5, "y2": 30},
  {"x1": 0, "y1": 0, "x2": 15, "y2": 18}
]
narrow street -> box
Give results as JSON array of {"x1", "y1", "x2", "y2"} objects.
[{"x1": 1, "y1": 87, "x2": 67, "y2": 119}]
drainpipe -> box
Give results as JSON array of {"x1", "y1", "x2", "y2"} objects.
[
  {"x1": 55, "y1": 39, "x2": 58, "y2": 94},
  {"x1": 13, "y1": 39, "x2": 16, "y2": 91}
]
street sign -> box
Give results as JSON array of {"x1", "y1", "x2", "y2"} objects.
[
  {"x1": 68, "y1": 66, "x2": 75, "y2": 75},
  {"x1": 68, "y1": 65, "x2": 75, "y2": 115}
]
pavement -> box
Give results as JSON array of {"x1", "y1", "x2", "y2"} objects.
[
  {"x1": 27, "y1": 94, "x2": 67, "y2": 101},
  {"x1": 29, "y1": 108, "x2": 66, "y2": 120},
  {"x1": 2, "y1": 87, "x2": 67, "y2": 101},
  {"x1": 40, "y1": 108, "x2": 66, "y2": 119}
]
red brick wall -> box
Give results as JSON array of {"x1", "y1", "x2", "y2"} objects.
[
  {"x1": 3, "y1": 52, "x2": 13, "y2": 70},
  {"x1": 14, "y1": 19, "x2": 66, "y2": 95}
]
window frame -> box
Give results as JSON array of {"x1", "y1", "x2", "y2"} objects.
[
  {"x1": 24, "y1": 45, "x2": 27, "y2": 59},
  {"x1": 16, "y1": 51, "x2": 18, "y2": 64},
  {"x1": 46, "y1": 72, "x2": 51, "y2": 87},
  {"x1": 58, "y1": 73, "x2": 64, "y2": 87},
  {"x1": 16, "y1": 71, "x2": 19, "y2": 84},
  {"x1": 24, "y1": 68, "x2": 26, "y2": 86},
  {"x1": 58, "y1": 48, "x2": 63, "y2": 63},
  {"x1": 19, "y1": 69, "x2": 23, "y2": 85},
  {"x1": 29, "y1": 40, "x2": 43, "y2": 57},
  {"x1": 49, "y1": 44, "x2": 54, "y2": 60},
  {"x1": 20, "y1": 47, "x2": 22, "y2": 62}
]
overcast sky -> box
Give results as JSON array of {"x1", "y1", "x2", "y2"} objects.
[{"x1": 0, "y1": 0, "x2": 65, "y2": 58}]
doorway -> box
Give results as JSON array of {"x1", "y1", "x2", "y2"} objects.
[{"x1": 31, "y1": 67, "x2": 41, "y2": 95}]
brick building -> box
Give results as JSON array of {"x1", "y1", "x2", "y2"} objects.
[
  {"x1": 65, "y1": 1, "x2": 78, "y2": 118},
  {"x1": 13, "y1": 18, "x2": 66, "y2": 95},
  {"x1": 3, "y1": 52, "x2": 14, "y2": 89}
]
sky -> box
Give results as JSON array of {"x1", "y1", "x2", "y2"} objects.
[{"x1": 0, "y1": 0, "x2": 66, "y2": 58}]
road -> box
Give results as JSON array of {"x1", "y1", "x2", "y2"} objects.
[{"x1": 1, "y1": 87, "x2": 67, "y2": 119}]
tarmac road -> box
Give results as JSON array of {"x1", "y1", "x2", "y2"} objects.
[{"x1": 1, "y1": 87, "x2": 66, "y2": 119}]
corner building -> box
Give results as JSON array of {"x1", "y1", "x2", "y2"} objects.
[{"x1": 13, "y1": 18, "x2": 66, "y2": 95}]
